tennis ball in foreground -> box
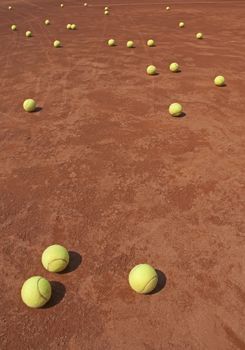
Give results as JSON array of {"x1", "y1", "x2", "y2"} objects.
[
  {"x1": 147, "y1": 39, "x2": 155, "y2": 47},
  {"x1": 23, "y1": 99, "x2": 36, "y2": 112},
  {"x1": 21, "y1": 276, "x2": 52, "y2": 308},
  {"x1": 129, "y1": 264, "x2": 158, "y2": 294},
  {"x1": 108, "y1": 39, "x2": 116, "y2": 46},
  {"x1": 42, "y1": 244, "x2": 69, "y2": 272},
  {"x1": 196, "y1": 32, "x2": 203, "y2": 39},
  {"x1": 179, "y1": 22, "x2": 185, "y2": 28},
  {"x1": 127, "y1": 40, "x2": 134, "y2": 48},
  {"x1": 104, "y1": 10, "x2": 109, "y2": 15},
  {"x1": 71, "y1": 24, "x2": 76, "y2": 30},
  {"x1": 147, "y1": 65, "x2": 157, "y2": 75},
  {"x1": 214, "y1": 75, "x2": 225, "y2": 86},
  {"x1": 169, "y1": 62, "x2": 179, "y2": 72},
  {"x1": 45, "y1": 19, "x2": 50, "y2": 25},
  {"x1": 169, "y1": 103, "x2": 183, "y2": 117},
  {"x1": 53, "y1": 40, "x2": 61, "y2": 48},
  {"x1": 26, "y1": 31, "x2": 32, "y2": 37},
  {"x1": 11, "y1": 24, "x2": 17, "y2": 31},
  {"x1": 67, "y1": 24, "x2": 72, "y2": 29}
]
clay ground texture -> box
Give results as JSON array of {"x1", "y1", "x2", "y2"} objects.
[{"x1": 0, "y1": 0, "x2": 245, "y2": 349}]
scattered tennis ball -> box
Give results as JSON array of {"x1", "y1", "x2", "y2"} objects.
[
  {"x1": 8, "y1": 6, "x2": 12, "y2": 10},
  {"x1": 108, "y1": 39, "x2": 116, "y2": 46},
  {"x1": 196, "y1": 32, "x2": 203, "y2": 39},
  {"x1": 84, "y1": 2, "x2": 87, "y2": 6},
  {"x1": 67, "y1": 24, "x2": 72, "y2": 29},
  {"x1": 71, "y1": 24, "x2": 76, "y2": 30},
  {"x1": 53, "y1": 40, "x2": 61, "y2": 48},
  {"x1": 23, "y1": 99, "x2": 36, "y2": 112},
  {"x1": 128, "y1": 264, "x2": 158, "y2": 294},
  {"x1": 45, "y1": 19, "x2": 50, "y2": 25},
  {"x1": 179, "y1": 22, "x2": 185, "y2": 28},
  {"x1": 169, "y1": 62, "x2": 179, "y2": 72},
  {"x1": 41, "y1": 244, "x2": 69, "y2": 272},
  {"x1": 104, "y1": 6, "x2": 109, "y2": 10},
  {"x1": 11, "y1": 24, "x2": 17, "y2": 31},
  {"x1": 21, "y1": 276, "x2": 52, "y2": 308},
  {"x1": 25, "y1": 31, "x2": 32, "y2": 37},
  {"x1": 166, "y1": 6, "x2": 170, "y2": 10},
  {"x1": 104, "y1": 10, "x2": 109, "y2": 15},
  {"x1": 147, "y1": 39, "x2": 155, "y2": 47},
  {"x1": 214, "y1": 75, "x2": 225, "y2": 86},
  {"x1": 169, "y1": 103, "x2": 183, "y2": 117},
  {"x1": 147, "y1": 65, "x2": 157, "y2": 75},
  {"x1": 60, "y1": 3, "x2": 64, "y2": 7},
  {"x1": 127, "y1": 40, "x2": 134, "y2": 48}
]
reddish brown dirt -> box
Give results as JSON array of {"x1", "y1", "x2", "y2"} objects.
[{"x1": 0, "y1": 0, "x2": 245, "y2": 349}]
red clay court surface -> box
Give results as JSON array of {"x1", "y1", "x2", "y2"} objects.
[{"x1": 1, "y1": 0, "x2": 245, "y2": 349}]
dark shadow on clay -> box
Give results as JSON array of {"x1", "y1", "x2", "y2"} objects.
[
  {"x1": 32, "y1": 107, "x2": 42, "y2": 113},
  {"x1": 173, "y1": 112, "x2": 186, "y2": 118},
  {"x1": 148, "y1": 269, "x2": 167, "y2": 295},
  {"x1": 43, "y1": 281, "x2": 66, "y2": 308},
  {"x1": 59, "y1": 251, "x2": 82, "y2": 274}
]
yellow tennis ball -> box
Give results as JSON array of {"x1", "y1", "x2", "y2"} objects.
[
  {"x1": 71, "y1": 24, "x2": 76, "y2": 30},
  {"x1": 45, "y1": 19, "x2": 50, "y2": 25},
  {"x1": 104, "y1": 10, "x2": 109, "y2": 15},
  {"x1": 166, "y1": 6, "x2": 170, "y2": 10},
  {"x1": 26, "y1": 31, "x2": 32, "y2": 37},
  {"x1": 169, "y1": 62, "x2": 179, "y2": 72},
  {"x1": 104, "y1": 6, "x2": 109, "y2": 10},
  {"x1": 179, "y1": 22, "x2": 185, "y2": 28},
  {"x1": 147, "y1": 39, "x2": 155, "y2": 47},
  {"x1": 42, "y1": 244, "x2": 69, "y2": 272},
  {"x1": 196, "y1": 32, "x2": 203, "y2": 39},
  {"x1": 21, "y1": 276, "x2": 52, "y2": 308},
  {"x1": 147, "y1": 65, "x2": 157, "y2": 75},
  {"x1": 53, "y1": 40, "x2": 61, "y2": 48},
  {"x1": 67, "y1": 24, "x2": 72, "y2": 29},
  {"x1": 214, "y1": 75, "x2": 225, "y2": 86},
  {"x1": 108, "y1": 39, "x2": 116, "y2": 46},
  {"x1": 169, "y1": 102, "x2": 183, "y2": 117},
  {"x1": 8, "y1": 6, "x2": 12, "y2": 10},
  {"x1": 128, "y1": 264, "x2": 158, "y2": 294},
  {"x1": 11, "y1": 24, "x2": 17, "y2": 31},
  {"x1": 127, "y1": 40, "x2": 134, "y2": 48},
  {"x1": 60, "y1": 3, "x2": 64, "y2": 7},
  {"x1": 23, "y1": 99, "x2": 36, "y2": 112}
]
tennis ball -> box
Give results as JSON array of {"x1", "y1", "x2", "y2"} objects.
[
  {"x1": 196, "y1": 32, "x2": 203, "y2": 39},
  {"x1": 67, "y1": 24, "x2": 72, "y2": 29},
  {"x1": 45, "y1": 19, "x2": 50, "y2": 25},
  {"x1": 84, "y1": 2, "x2": 87, "y2": 6},
  {"x1": 104, "y1": 10, "x2": 109, "y2": 15},
  {"x1": 21, "y1": 276, "x2": 52, "y2": 308},
  {"x1": 104, "y1": 6, "x2": 109, "y2": 10},
  {"x1": 26, "y1": 31, "x2": 32, "y2": 37},
  {"x1": 147, "y1": 39, "x2": 155, "y2": 47},
  {"x1": 127, "y1": 40, "x2": 134, "y2": 48},
  {"x1": 128, "y1": 264, "x2": 158, "y2": 294},
  {"x1": 53, "y1": 40, "x2": 61, "y2": 48},
  {"x1": 179, "y1": 22, "x2": 185, "y2": 28},
  {"x1": 147, "y1": 65, "x2": 157, "y2": 75},
  {"x1": 60, "y1": 3, "x2": 64, "y2": 7},
  {"x1": 214, "y1": 75, "x2": 225, "y2": 86},
  {"x1": 42, "y1": 244, "x2": 69, "y2": 272},
  {"x1": 166, "y1": 6, "x2": 170, "y2": 10},
  {"x1": 71, "y1": 24, "x2": 76, "y2": 30},
  {"x1": 169, "y1": 102, "x2": 183, "y2": 117},
  {"x1": 169, "y1": 62, "x2": 179, "y2": 72},
  {"x1": 108, "y1": 39, "x2": 116, "y2": 46},
  {"x1": 8, "y1": 6, "x2": 12, "y2": 10},
  {"x1": 23, "y1": 99, "x2": 36, "y2": 112},
  {"x1": 11, "y1": 24, "x2": 17, "y2": 31}
]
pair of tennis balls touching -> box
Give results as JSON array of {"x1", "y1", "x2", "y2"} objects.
[{"x1": 21, "y1": 244, "x2": 159, "y2": 308}]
